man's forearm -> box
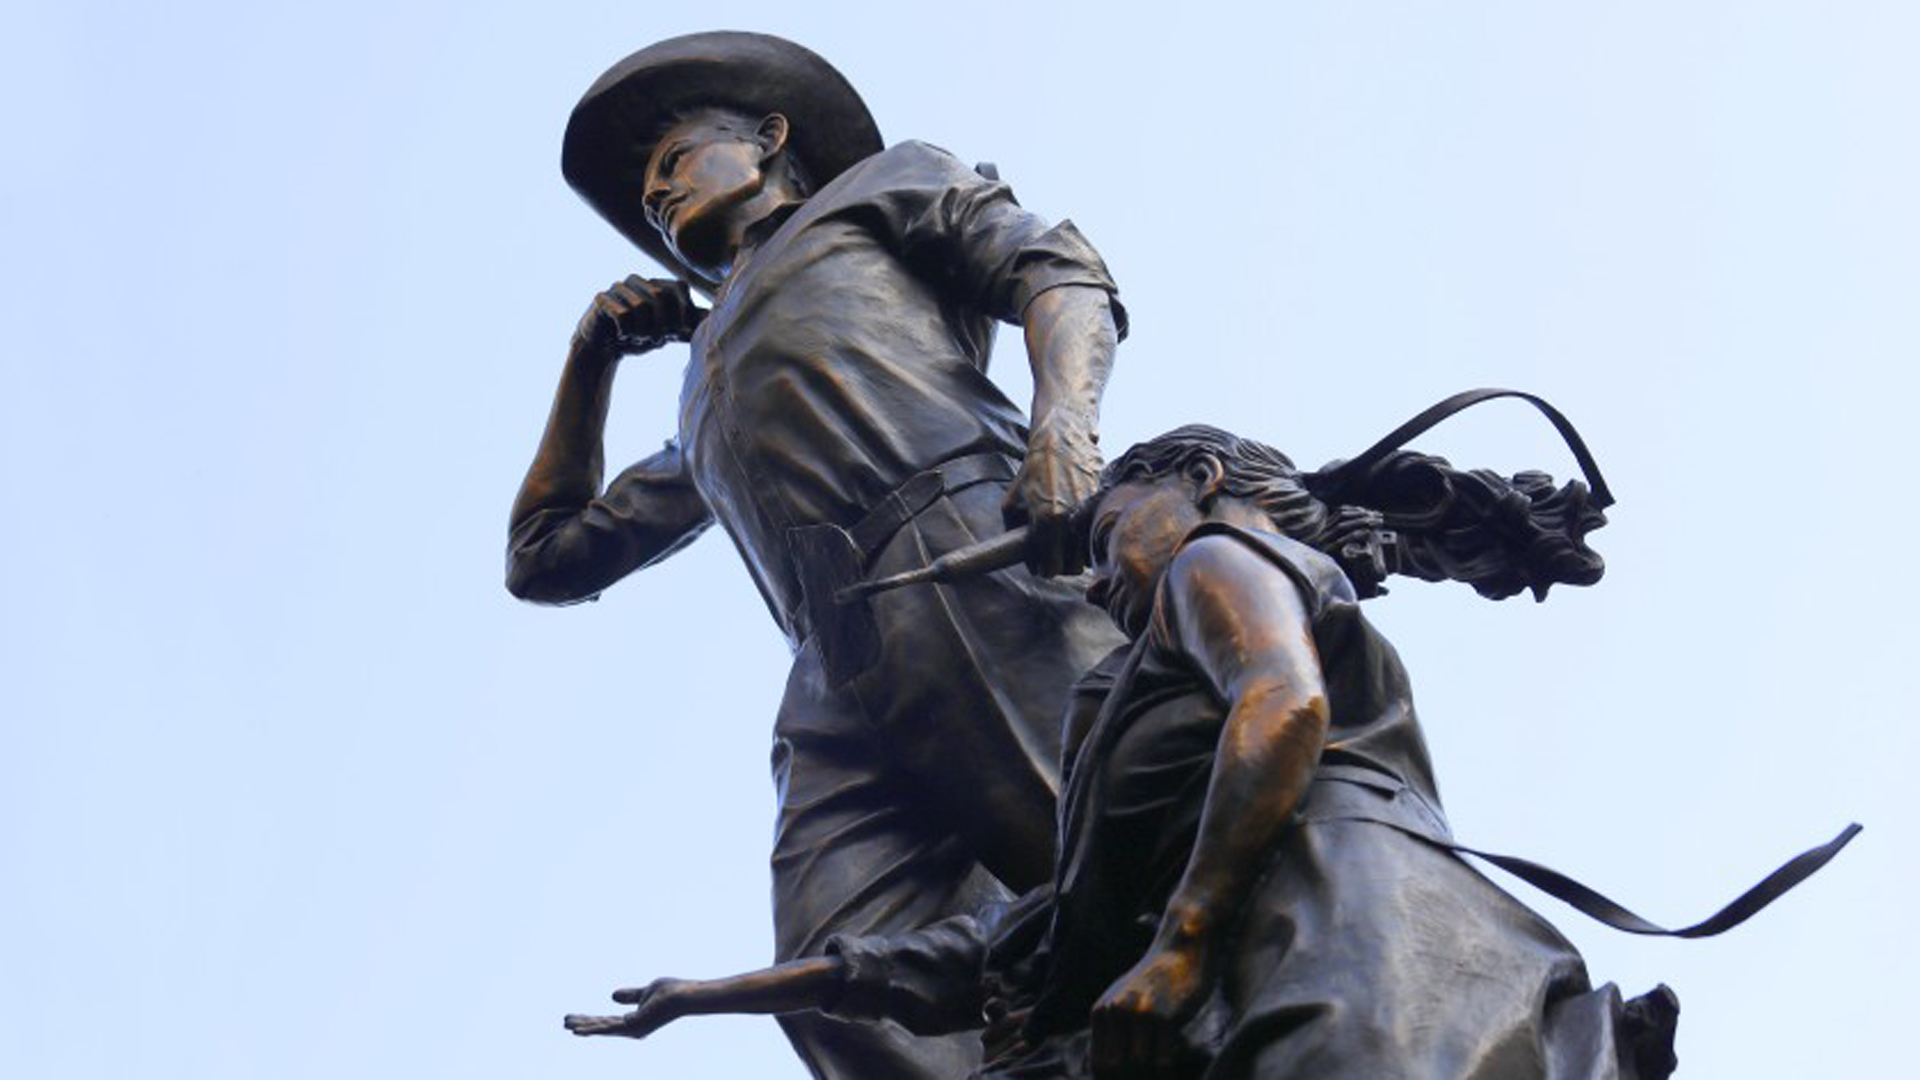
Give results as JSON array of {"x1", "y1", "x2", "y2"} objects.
[
  {"x1": 510, "y1": 339, "x2": 619, "y2": 529},
  {"x1": 1004, "y1": 285, "x2": 1120, "y2": 574},
  {"x1": 1023, "y1": 285, "x2": 1118, "y2": 439}
]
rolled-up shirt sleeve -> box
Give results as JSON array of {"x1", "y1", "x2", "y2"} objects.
[
  {"x1": 859, "y1": 141, "x2": 1128, "y2": 338},
  {"x1": 822, "y1": 912, "x2": 996, "y2": 1036},
  {"x1": 505, "y1": 439, "x2": 713, "y2": 604}
]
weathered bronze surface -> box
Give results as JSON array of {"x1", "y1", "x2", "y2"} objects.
[
  {"x1": 564, "y1": 427, "x2": 1686, "y2": 1078},
  {"x1": 525, "y1": 31, "x2": 1854, "y2": 1080},
  {"x1": 511, "y1": 31, "x2": 1128, "y2": 1079}
]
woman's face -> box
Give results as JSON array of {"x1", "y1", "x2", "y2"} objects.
[{"x1": 1083, "y1": 474, "x2": 1207, "y2": 638}]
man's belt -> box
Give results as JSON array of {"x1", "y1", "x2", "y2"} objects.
[
  {"x1": 789, "y1": 451, "x2": 1018, "y2": 685},
  {"x1": 846, "y1": 451, "x2": 1017, "y2": 560}
]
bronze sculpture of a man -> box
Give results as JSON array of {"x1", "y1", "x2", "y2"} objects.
[{"x1": 507, "y1": 32, "x2": 1128, "y2": 1080}]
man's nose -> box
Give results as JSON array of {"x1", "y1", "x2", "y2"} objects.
[{"x1": 641, "y1": 181, "x2": 669, "y2": 226}]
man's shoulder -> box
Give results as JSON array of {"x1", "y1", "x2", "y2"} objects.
[
  {"x1": 872, "y1": 139, "x2": 967, "y2": 169},
  {"x1": 828, "y1": 140, "x2": 986, "y2": 195}
]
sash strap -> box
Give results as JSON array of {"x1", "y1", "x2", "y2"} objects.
[
  {"x1": 1309, "y1": 388, "x2": 1616, "y2": 510},
  {"x1": 1308, "y1": 768, "x2": 1859, "y2": 938}
]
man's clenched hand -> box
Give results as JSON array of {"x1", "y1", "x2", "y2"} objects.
[
  {"x1": 573, "y1": 275, "x2": 706, "y2": 358},
  {"x1": 1004, "y1": 414, "x2": 1103, "y2": 578}
]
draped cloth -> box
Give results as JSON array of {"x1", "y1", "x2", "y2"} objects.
[{"x1": 830, "y1": 525, "x2": 1679, "y2": 1080}]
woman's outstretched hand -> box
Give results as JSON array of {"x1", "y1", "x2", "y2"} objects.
[{"x1": 563, "y1": 977, "x2": 692, "y2": 1039}]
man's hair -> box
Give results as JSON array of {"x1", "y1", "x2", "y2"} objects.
[
  {"x1": 1097, "y1": 424, "x2": 1333, "y2": 546},
  {"x1": 653, "y1": 105, "x2": 814, "y2": 196}
]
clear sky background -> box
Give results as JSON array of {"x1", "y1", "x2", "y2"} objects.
[{"x1": 3, "y1": 2, "x2": 1914, "y2": 1076}]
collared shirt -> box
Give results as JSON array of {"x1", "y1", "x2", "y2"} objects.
[
  {"x1": 683, "y1": 141, "x2": 1123, "y2": 641},
  {"x1": 508, "y1": 141, "x2": 1123, "y2": 641}
]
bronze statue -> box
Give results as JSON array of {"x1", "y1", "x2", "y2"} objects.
[
  {"x1": 565, "y1": 423, "x2": 1856, "y2": 1078},
  {"x1": 564, "y1": 425, "x2": 1686, "y2": 1078},
  {"x1": 508, "y1": 31, "x2": 1127, "y2": 1079},
  {"x1": 519, "y1": 30, "x2": 1859, "y2": 1076}
]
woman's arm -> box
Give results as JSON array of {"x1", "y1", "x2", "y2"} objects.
[
  {"x1": 1151, "y1": 535, "x2": 1329, "y2": 954},
  {"x1": 1089, "y1": 534, "x2": 1329, "y2": 1077},
  {"x1": 566, "y1": 909, "x2": 1004, "y2": 1041},
  {"x1": 564, "y1": 956, "x2": 847, "y2": 1039}
]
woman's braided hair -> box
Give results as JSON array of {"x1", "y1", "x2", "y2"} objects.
[
  {"x1": 1097, "y1": 425, "x2": 1335, "y2": 548},
  {"x1": 1095, "y1": 424, "x2": 1608, "y2": 601}
]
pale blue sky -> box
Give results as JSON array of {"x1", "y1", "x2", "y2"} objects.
[{"x1": 3, "y1": 2, "x2": 1914, "y2": 1076}]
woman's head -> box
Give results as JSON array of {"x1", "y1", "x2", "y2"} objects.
[{"x1": 1083, "y1": 425, "x2": 1332, "y2": 635}]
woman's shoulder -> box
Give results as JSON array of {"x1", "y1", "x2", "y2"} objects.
[
  {"x1": 1145, "y1": 527, "x2": 1333, "y2": 660},
  {"x1": 1169, "y1": 523, "x2": 1356, "y2": 616}
]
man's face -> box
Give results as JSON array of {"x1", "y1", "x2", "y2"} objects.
[
  {"x1": 642, "y1": 113, "x2": 768, "y2": 279},
  {"x1": 1083, "y1": 474, "x2": 1207, "y2": 638}
]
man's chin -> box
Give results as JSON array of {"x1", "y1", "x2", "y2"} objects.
[{"x1": 666, "y1": 221, "x2": 727, "y2": 280}]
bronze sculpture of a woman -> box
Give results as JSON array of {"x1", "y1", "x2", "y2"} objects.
[{"x1": 567, "y1": 425, "x2": 1703, "y2": 1079}]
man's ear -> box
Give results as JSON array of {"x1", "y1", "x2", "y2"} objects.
[
  {"x1": 755, "y1": 113, "x2": 790, "y2": 162},
  {"x1": 1185, "y1": 454, "x2": 1227, "y2": 507}
]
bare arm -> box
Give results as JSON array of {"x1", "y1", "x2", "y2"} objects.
[
  {"x1": 1089, "y1": 536, "x2": 1329, "y2": 1078},
  {"x1": 565, "y1": 957, "x2": 847, "y2": 1039},
  {"x1": 1010, "y1": 285, "x2": 1121, "y2": 576},
  {"x1": 1154, "y1": 537, "x2": 1328, "y2": 952},
  {"x1": 875, "y1": 144, "x2": 1123, "y2": 576},
  {"x1": 510, "y1": 335, "x2": 620, "y2": 531},
  {"x1": 566, "y1": 909, "x2": 1003, "y2": 1041},
  {"x1": 505, "y1": 276, "x2": 711, "y2": 603}
]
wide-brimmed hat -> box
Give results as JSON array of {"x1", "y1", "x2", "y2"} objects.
[{"x1": 561, "y1": 31, "x2": 884, "y2": 293}]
